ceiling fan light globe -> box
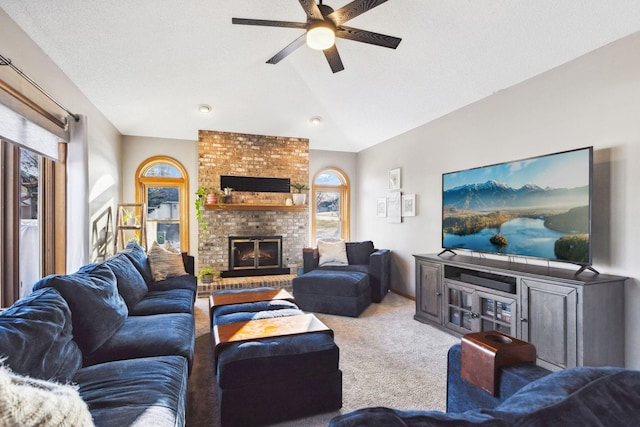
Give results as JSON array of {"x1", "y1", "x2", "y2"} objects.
[{"x1": 306, "y1": 26, "x2": 335, "y2": 50}]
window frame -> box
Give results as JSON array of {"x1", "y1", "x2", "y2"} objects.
[
  {"x1": 311, "y1": 167, "x2": 350, "y2": 243},
  {"x1": 1, "y1": 140, "x2": 66, "y2": 306},
  {"x1": 135, "y1": 156, "x2": 189, "y2": 251}
]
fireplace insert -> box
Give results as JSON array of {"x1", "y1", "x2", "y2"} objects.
[{"x1": 224, "y1": 235, "x2": 289, "y2": 277}]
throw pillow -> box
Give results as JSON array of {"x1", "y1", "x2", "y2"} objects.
[
  {"x1": 0, "y1": 364, "x2": 94, "y2": 427},
  {"x1": 104, "y1": 253, "x2": 148, "y2": 309},
  {"x1": 120, "y1": 242, "x2": 154, "y2": 284},
  {"x1": 0, "y1": 288, "x2": 83, "y2": 382},
  {"x1": 162, "y1": 241, "x2": 181, "y2": 254},
  {"x1": 318, "y1": 239, "x2": 349, "y2": 267},
  {"x1": 148, "y1": 241, "x2": 187, "y2": 282},
  {"x1": 33, "y1": 263, "x2": 128, "y2": 355}
]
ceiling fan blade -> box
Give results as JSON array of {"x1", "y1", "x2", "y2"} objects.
[
  {"x1": 323, "y1": 45, "x2": 345, "y2": 73},
  {"x1": 328, "y1": 0, "x2": 389, "y2": 26},
  {"x1": 266, "y1": 35, "x2": 307, "y2": 64},
  {"x1": 336, "y1": 26, "x2": 401, "y2": 49},
  {"x1": 298, "y1": 0, "x2": 324, "y2": 21},
  {"x1": 232, "y1": 18, "x2": 307, "y2": 29}
]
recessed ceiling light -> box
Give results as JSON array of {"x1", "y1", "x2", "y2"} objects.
[
  {"x1": 198, "y1": 104, "x2": 212, "y2": 113},
  {"x1": 309, "y1": 116, "x2": 322, "y2": 126}
]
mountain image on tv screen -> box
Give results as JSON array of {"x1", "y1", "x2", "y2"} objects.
[{"x1": 442, "y1": 147, "x2": 592, "y2": 264}]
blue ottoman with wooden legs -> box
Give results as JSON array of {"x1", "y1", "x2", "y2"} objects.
[{"x1": 210, "y1": 287, "x2": 342, "y2": 426}]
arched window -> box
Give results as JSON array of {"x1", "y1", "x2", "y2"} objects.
[
  {"x1": 312, "y1": 168, "x2": 350, "y2": 243},
  {"x1": 135, "y1": 156, "x2": 189, "y2": 251}
]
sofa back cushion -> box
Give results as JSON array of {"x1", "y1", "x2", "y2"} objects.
[
  {"x1": 346, "y1": 241, "x2": 375, "y2": 265},
  {"x1": 105, "y1": 252, "x2": 148, "y2": 309},
  {"x1": 491, "y1": 367, "x2": 637, "y2": 425},
  {"x1": 33, "y1": 263, "x2": 128, "y2": 355},
  {"x1": 120, "y1": 242, "x2": 153, "y2": 284},
  {"x1": 0, "y1": 287, "x2": 83, "y2": 382}
]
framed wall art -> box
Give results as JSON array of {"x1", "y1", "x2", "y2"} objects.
[
  {"x1": 386, "y1": 191, "x2": 401, "y2": 223},
  {"x1": 388, "y1": 168, "x2": 401, "y2": 190},
  {"x1": 376, "y1": 198, "x2": 387, "y2": 217},
  {"x1": 402, "y1": 194, "x2": 416, "y2": 217}
]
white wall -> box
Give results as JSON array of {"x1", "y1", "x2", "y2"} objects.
[
  {"x1": 121, "y1": 135, "x2": 198, "y2": 255},
  {"x1": 310, "y1": 149, "x2": 358, "y2": 243},
  {"x1": 356, "y1": 32, "x2": 640, "y2": 368},
  {"x1": 1, "y1": 9, "x2": 122, "y2": 269}
]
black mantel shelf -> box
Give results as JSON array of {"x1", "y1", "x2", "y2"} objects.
[{"x1": 205, "y1": 203, "x2": 307, "y2": 212}]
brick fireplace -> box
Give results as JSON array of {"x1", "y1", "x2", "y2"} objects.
[{"x1": 197, "y1": 130, "x2": 309, "y2": 277}]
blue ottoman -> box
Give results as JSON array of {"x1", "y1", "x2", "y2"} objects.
[
  {"x1": 292, "y1": 270, "x2": 371, "y2": 317},
  {"x1": 210, "y1": 288, "x2": 343, "y2": 426}
]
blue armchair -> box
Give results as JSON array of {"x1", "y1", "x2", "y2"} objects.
[{"x1": 302, "y1": 240, "x2": 391, "y2": 303}]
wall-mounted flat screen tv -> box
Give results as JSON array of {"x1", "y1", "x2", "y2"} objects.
[{"x1": 442, "y1": 146, "x2": 593, "y2": 268}]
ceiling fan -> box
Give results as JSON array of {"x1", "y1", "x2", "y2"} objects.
[{"x1": 232, "y1": 0, "x2": 402, "y2": 73}]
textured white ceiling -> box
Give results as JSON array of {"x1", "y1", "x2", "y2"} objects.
[{"x1": 1, "y1": 1, "x2": 640, "y2": 152}]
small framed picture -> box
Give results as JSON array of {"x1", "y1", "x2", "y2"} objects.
[
  {"x1": 376, "y1": 198, "x2": 387, "y2": 217},
  {"x1": 386, "y1": 192, "x2": 402, "y2": 223},
  {"x1": 388, "y1": 168, "x2": 401, "y2": 190},
  {"x1": 402, "y1": 194, "x2": 416, "y2": 217}
]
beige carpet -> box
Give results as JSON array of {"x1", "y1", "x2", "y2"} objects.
[{"x1": 187, "y1": 292, "x2": 459, "y2": 427}]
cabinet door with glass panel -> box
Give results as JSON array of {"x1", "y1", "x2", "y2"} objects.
[
  {"x1": 477, "y1": 290, "x2": 517, "y2": 336},
  {"x1": 445, "y1": 281, "x2": 478, "y2": 334},
  {"x1": 445, "y1": 281, "x2": 517, "y2": 336}
]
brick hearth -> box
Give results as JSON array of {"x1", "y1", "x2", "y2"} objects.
[{"x1": 197, "y1": 274, "x2": 296, "y2": 297}]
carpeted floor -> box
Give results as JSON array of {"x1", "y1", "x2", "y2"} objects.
[{"x1": 186, "y1": 292, "x2": 459, "y2": 427}]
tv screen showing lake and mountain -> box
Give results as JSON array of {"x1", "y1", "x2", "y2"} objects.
[{"x1": 442, "y1": 147, "x2": 592, "y2": 264}]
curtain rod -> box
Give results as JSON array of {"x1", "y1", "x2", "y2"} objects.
[{"x1": 0, "y1": 53, "x2": 80, "y2": 122}]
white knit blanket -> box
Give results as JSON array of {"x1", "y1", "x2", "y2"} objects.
[{"x1": 0, "y1": 365, "x2": 94, "y2": 427}]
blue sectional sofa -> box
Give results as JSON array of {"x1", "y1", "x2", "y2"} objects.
[
  {"x1": 0, "y1": 242, "x2": 196, "y2": 427},
  {"x1": 329, "y1": 343, "x2": 640, "y2": 426}
]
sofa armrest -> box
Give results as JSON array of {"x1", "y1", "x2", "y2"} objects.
[
  {"x1": 181, "y1": 252, "x2": 195, "y2": 276},
  {"x1": 368, "y1": 249, "x2": 391, "y2": 302},
  {"x1": 302, "y1": 248, "x2": 319, "y2": 273},
  {"x1": 446, "y1": 343, "x2": 551, "y2": 413}
]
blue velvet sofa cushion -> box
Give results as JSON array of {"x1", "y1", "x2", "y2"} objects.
[
  {"x1": 104, "y1": 252, "x2": 148, "y2": 309},
  {"x1": 129, "y1": 288, "x2": 195, "y2": 315},
  {"x1": 84, "y1": 312, "x2": 195, "y2": 368},
  {"x1": 346, "y1": 241, "x2": 375, "y2": 265},
  {"x1": 33, "y1": 263, "x2": 128, "y2": 355},
  {"x1": 217, "y1": 332, "x2": 339, "y2": 389},
  {"x1": 215, "y1": 308, "x2": 305, "y2": 326},
  {"x1": 120, "y1": 242, "x2": 154, "y2": 284},
  {"x1": 211, "y1": 299, "x2": 300, "y2": 325},
  {"x1": 75, "y1": 355, "x2": 188, "y2": 427},
  {"x1": 147, "y1": 274, "x2": 197, "y2": 296},
  {"x1": 488, "y1": 367, "x2": 640, "y2": 426},
  {"x1": 332, "y1": 365, "x2": 640, "y2": 427},
  {"x1": 329, "y1": 406, "x2": 506, "y2": 427},
  {"x1": 294, "y1": 270, "x2": 369, "y2": 297},
  {"x1": 0, "y1": 287, "x2": 83, "y2": 382}
]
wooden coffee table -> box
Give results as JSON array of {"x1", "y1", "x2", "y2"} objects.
[
  {"x1": 212, "y1": 313, "x2": 333, "y2": 368},
  {"x1": 209, "y1": 288, "x2": 294, "y2": 309}
]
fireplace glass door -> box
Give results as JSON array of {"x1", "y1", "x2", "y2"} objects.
[{"x1": 230, "y1": 237, "x2": 282, "y2": 271}]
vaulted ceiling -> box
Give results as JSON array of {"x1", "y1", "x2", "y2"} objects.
[{"x1": 2, "y1": 1, "x2": 639, "y2": 152}]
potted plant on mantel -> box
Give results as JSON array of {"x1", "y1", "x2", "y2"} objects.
[{"x1": 291, "y1": 182, "x2": 310, "y2": 205}]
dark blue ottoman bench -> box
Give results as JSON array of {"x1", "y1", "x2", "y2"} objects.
[
  {"x1": 292, "y1": 269, "x2": 371, "y2": 317},
  {"x1": 210, "y1": 288, "x2": 342, "y2": 426}
]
